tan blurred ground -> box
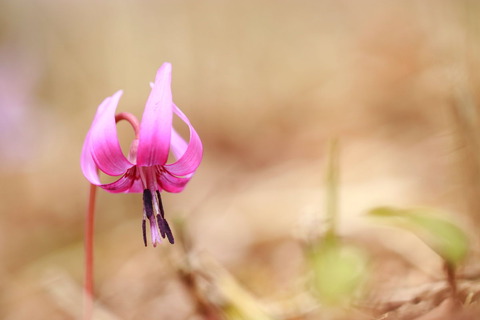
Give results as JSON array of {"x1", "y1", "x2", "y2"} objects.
[{"x1": 1, "y1": 0, "x2": 480, "y2": 319}]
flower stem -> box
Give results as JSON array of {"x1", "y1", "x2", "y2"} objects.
[
  {"x1": 84, "y1": 183, "x2": 97, "y2": 320},
  {"x1": 115, "y1": 112, "x2": 140, "y2": 138}
]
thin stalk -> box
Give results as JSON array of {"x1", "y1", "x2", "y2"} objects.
[
  {"x1": 445, "y1": 262, "x2": 458, "y2": 302},
  {"x1": 115, "y1": 112, "x2": 140, "y2": 138},
  {"x1": 84, "y1": 183, "x2": 97, "y2": 320},
  {"x1": 325, "y1": 139, "x2": 339, "y2": 240}
]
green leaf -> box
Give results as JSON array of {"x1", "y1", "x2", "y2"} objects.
[{"x1": 368, "y1": 206, "x2": 469, "y2": 266}]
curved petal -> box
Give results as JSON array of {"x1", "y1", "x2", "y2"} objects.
[
  {"x1": 164, "y1": 104, "x2": 203, "y2": 176},
  {"x1": 100, "y1": 173, "x2": 135, "y2": 193},
  {"x1": 126, "y1": 177, "x2": 145, "y2": 193},
  {"x1": 137, "y1": 63, "x2": 173, "y2": 166},
  {"x1": 99, "y1": 166, "x2": 143, "y2": 193},
  {"x1": 157, "y1": 170, "x2": 191, "y2": 193},
  {"x1": 80, "y1": 129, "x2": 101, "y2": 185},
  {"x1": 89, "y1": 90, "x2": 134, "y2": 176}
]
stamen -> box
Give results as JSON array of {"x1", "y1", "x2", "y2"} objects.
[
  {"x1": 157, "y1": 214, "x2": 166, "y2": 239},
  {"x1": 156, "y1": 191, "x2": 165, "y2": 218},
  {"x1": 143, "y1": 189, "x2": 154, "y2": 219},
  {"x1": 156, "y1": 191, "x2": 174, "y2": 244},
  {"x1": 142, "y1": 219, "x2": 147, "y2": 247},
  {"x1": 164, "y1": 219, "x2": 175, "y2": 244}
]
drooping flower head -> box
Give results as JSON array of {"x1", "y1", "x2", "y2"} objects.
[{"x1": 81, "y1": 63, "x2": 203, "y2": 247}]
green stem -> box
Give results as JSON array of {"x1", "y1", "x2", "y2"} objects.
[{"x1": 325, "y1": 139, "x2": 339, "y2": 240}]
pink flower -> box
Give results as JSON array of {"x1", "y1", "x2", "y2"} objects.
[{"x1": 81, "y1": 63, "x2": 203, "y2": 247}]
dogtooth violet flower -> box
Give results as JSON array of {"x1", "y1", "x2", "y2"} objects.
[{"x1": 81, "y1": 63, "x2": 203, "y2": 247}]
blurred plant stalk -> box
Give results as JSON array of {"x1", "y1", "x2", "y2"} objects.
[
  {"x1": 325, "y1": 139, "x2": 339, "y2": 241},
  {"x1": 308, "y1": 139, "x2": 368, "y2": 309},
  {"x1": 451, "y1": 85, "x2": 480, "y2": 246},
  {"x1": 451, "y1": 1, "x2": 480, "y2": 242}
]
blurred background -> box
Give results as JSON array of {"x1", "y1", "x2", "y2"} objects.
[{"x1": 2, "y1": 0, "x2": 480, "y2": 319}]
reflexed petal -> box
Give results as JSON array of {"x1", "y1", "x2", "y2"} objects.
[
  {"x1": 100, "y1": 174, "x2": 135, "y2": 193},
  {"x1": 89, "y1": 91, "x2": 134, "y2": 176},
  {"x1": 80, "y1": 130, "x2": 101, "y2": 185},
  {"x1": 157, "y1": 170, "x2": 191, "y2": 193},
  {"x1": 127, "y1": 178, "x2": 145, "y2": 193},
  {"x1": 99, "y1": 167, "x2": 141, "y2": 193},
  {"x1": 137, "y1": 63, "x2": 173, "y2": 166},
  {"x1": 164, "y1": 104, "x2": 203, "y2": 176}
]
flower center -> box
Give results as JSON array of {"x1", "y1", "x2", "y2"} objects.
[{"x1": 114, "y1": 112, "x2": 175, "y2": 246}]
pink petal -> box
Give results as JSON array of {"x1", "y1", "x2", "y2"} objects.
[
  {"x1": 81, "y1": 91, "x2": 132, "y2": 183},
  {"x1": 126, "y1": 178, "x2": 145, "y2": 193},
  {"x1": 99, "y1": 166, "x2": 144, "y2": 193},
  {"x1": 164, "y1": 104, "x2": 203, "y2": 176},
  {"x1": 81, "y1": 129, "x2": 101, "y2": 185},
  {"x1": 100, "y1": 173, "x2": 135, "y2": 193},
  {"x1": 157, "y1": 170, "x2": 191, "y2": 193},
  {"x1": 89, "y1": 91, "x2": 134, "y2": 176},
  {"x1": 136, "y1": 63, "x2": 173, "y2": 166}
]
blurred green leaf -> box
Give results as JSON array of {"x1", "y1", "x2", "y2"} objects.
[
  {"x1": 309, "y1": 238, "x2": 368, "y2": 306},
  {"x1": 368, "y1": 207, "x2": 469, "y2": 266}
]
